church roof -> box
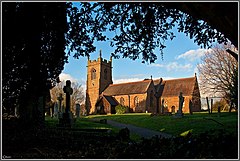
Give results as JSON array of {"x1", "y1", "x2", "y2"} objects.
[
  {"x1": 102, "y1": 79, "x2": 152, "y2": 96},
  {"x1": 103, "y1": 95, "x2": 118, "y2": 106},
  {"x1": 159, "y1": 77, "x2": 196, "y2": 97},
  {"x1": 102, "y1": 76, "x2": 197, "y2": 97}
]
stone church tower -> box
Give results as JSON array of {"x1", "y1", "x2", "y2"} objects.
[{"x1": 85, "y1": 51, "x2": 113, "y2": 114}]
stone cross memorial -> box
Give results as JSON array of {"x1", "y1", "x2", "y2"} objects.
[
  {"x1": 174, "y1": 92, "x2": 184, "y2": 118},
  {"x1": 58, "y1": 80, "x2": 73, "y2": 127},
  {"x1": 63, "y1": 80, "x2": 73, "y2": 113},
  {"x1": 178, "y1": 92, "x2": 184, "y2": 112}
]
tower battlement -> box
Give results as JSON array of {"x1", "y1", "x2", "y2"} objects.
[{"x1": 88, "y1": 58, "x2": 112, "y2": 65}]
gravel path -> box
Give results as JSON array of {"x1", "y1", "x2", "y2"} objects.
[{"x1": 106, "y1": 120, "x2": 173, "y2": 139}]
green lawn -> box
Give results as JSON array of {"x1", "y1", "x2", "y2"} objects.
[
  {"x1": 45, "y1": 116, "x2": 116, "y2": 130},
  {"x1": 45, "y1": 116, "x2": 142, "y2": 141},
  {"x1": 84, "y1": 112, "x2": 238, "y2": 137},
  {"x1": 45, "y1": 111, "x2": 238, "y2": 138}
]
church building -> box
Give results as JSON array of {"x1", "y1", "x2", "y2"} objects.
[{"x1": 85, "y1": 53, "x2": 201, "y2": 115}]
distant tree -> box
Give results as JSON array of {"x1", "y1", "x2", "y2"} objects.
[
  {"x1": 50, "y1": 81, "x2": 85, "y2": 114},
  {"x1": 227, "y1": 67, "x2": 238, "y2": 111},
  {"x1": 212, "y1": 99, "x2": 229, "y2": 112},
  {"x1": 198, "y1": 43, "x2": 238, "y2": 111}
]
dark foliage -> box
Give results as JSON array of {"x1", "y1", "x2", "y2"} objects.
[
  {"x1": 2, "y1": 3, "x2": 68, "y2": 122},
  {"x1": 2, "y1": 120, "x2": 237, "y2": 159},
  {"x1": 69, "y1": 2, "x2": 230, "y2": 63}
]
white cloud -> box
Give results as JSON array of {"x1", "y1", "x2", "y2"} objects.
[
  {"x1": 113, "y1": 78, "x2": 144, "y2": 84},
  {"x1": 161, "y1": 77, "x2": 177, "y2": 80},
  {"x1": 149, "y1": 62, "x2": 193, "y2": 72},
  {"x1": 149, "y1": 64, "x2": 164, "y2": 67},
  {"x1": 176, "y1": 48, "x2": 213, "y2": 61},
  {"x1": 165, "y1": 62, "x2": 192, "y2": 72},
  {"x1": 59, "y1": 73, "x2": 78, "y2": 83}
]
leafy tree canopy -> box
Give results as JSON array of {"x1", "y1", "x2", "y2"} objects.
[{"x1": 67, "y1": 2, "x2": 236, "y2": 63}]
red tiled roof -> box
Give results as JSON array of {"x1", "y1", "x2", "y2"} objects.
[
  {"x1": 103, "y1": 79, "x2": 152, "y2": 96},
  {"x1": 102, "y1": 77, "x2": 196, "y2": 97},
  {"x1": 159, "y1": 77, "x2": 196, "y2": 97}
]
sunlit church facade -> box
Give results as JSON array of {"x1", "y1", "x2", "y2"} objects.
[{"x1": 85, "y1": 53, "x2": 201, "y2": 115}]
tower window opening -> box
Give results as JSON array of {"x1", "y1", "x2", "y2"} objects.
[{"x1": 91, "y1": 68, "x2": 96, "y2": 80}]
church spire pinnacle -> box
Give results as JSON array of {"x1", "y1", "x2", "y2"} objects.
[{"x1": 99, "y1": 49, "x2": 102, "y2": 58}]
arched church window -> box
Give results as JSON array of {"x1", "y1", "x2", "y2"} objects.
[
  {"x1": 91, "y1": 68, "x2": 96, "y2": 80},
  {"x1": 134, "y1": 96, "x2": 139, "y2": 107},
  {"x1": 104, "y1": 69, "x2": 107, "y2": 80},
  {"x1": 120, "y1": 97, "x2": 125, "y2": 106},
  {"x1": 150, "y1": 90, "x2": 154, "y2": 107}
]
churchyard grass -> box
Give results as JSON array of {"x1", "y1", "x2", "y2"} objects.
[
  {"x1": 45, "y1": 116, "x2": 141, "y2": 141},
  {"x1": 45, "y1": 116, "x2": 116, "y2": 130},
  {"x1": 85, "y1": 111, "x2": 238, "y2": 137}
]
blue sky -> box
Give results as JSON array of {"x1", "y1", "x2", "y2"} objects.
[
  {"x1": 60, "y1": 26, "x2": 211, "y2": 92},
  {"x1": 60, "y1": 3, "x2": 213, "y2": 91}
]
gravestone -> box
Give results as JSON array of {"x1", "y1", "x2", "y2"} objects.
[
  {"x1": 174, "y1": 92, "x2": 184, "y2": 118},
  {"x1": 57, "y1": 93, "x2": 63, "y2": 112},
  {"x1": 54, "y1": 102, "x2": 58, "y2": 117},
  {"x1": 57, "y1": 93, "x2": 64, "y2": 118},
  {"x1": 75, "y1": 103, "x2": 80, "y2": 118},
  {"x1": 58, "y1": 80, "x2": 73, "y2": 127}
]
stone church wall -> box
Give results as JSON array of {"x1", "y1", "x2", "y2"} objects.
[
  {"x1": 160, "y1": 96, "x2": 192, "y2": 113},
  {"x1": 160, "y1": 95, "x2": 201, "y2": 114},
  {"x1": 113, "y1": 93, "x2": 148, "y2": 112},
  {"x1": 102, "y1": 98, "x2": 111, "y2": 114}
]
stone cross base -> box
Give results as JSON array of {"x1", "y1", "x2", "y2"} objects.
[
  {"x1": 172, "y1": 110, "x2": 184, "y2": 118},
  {"x1": 57, "y1": 112, "x2": 73, "y2": 128}
]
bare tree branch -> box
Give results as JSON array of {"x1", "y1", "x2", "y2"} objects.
[{"x1": 198, "y1": 43, "x2": 238, "y2": 101}]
